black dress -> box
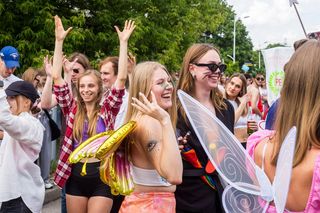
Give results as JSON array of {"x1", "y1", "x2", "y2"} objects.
[{"x1": 175, "y1": 99, "x2": 234, "y2": 213}]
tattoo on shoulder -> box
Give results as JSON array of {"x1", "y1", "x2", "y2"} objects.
[{"x1": 147, "y1": 140, "x2": 158, "y2": 152}]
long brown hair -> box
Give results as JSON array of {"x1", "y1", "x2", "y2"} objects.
[
  {"x1": 225, "y1": 73, "x2": 248, "y2": 116},
  {"x1": 73, "y1": 69, "x2": 103, "y2": 142},
  {"x1": 272, "y1": 39, "x2": 320, "y2": 167},
  {"x1": 176, "y1": 43, "x2": 227, "y2": 123},
  {"x1": 124, "y1": 61, "x2": 177, "y2": 128}
]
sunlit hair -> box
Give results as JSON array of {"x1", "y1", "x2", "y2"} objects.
[
  {"x1": 124, "y1": 61, "x2": 177, "y2": 128},
  {"x1": 99, "y1": 56, "x2": 119, "y2": 75},
  {"x1": 272, "y1": 39, "x2": 320, "y2": 167},
  {"x1": 69, "y1": 52, "x2": 91, "y2": 70},
  {"x1": 22, "y1": 67, "x2": 40, "y2": 84},
  {"x1": 176, "y1": 43, "x2": 227, "y2": 122},
  {"x1": 225, "y1": 73, "x2": 247, "y2": 116},
  {"x1": 73, "y1": 69, "x2": 103, "y2": 142}
]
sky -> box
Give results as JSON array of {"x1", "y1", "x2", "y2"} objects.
[{"x1": 226, "y1": 0, "x2": 320, "y2": 50}]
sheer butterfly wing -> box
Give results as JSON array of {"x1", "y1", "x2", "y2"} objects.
[
  {"x1": 177, "y1": 90, "x2": 271, "y2": 195},
  {"x1": 273, "y1": 127, "x2": 297, "y2": 213},
  {"x1": 223, "y1": 184, "x2": 268, "y2": 213}
]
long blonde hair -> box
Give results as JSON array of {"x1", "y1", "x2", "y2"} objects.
[
  {"x1": 272, "y1": 39, "x2": 320, "y2": 167},
  {"x1": 124, "y1": 61, "x2": 177, "y2": 128},
  {"x1": 73, "y1": 69, "x2": 103, "y2": 142},
  {"x1": 176, "y1": 43, "x2": 227, "y2": 122}
]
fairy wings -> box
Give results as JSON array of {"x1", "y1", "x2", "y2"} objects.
[{"x1": 177, "y1": 90, "x2": 296, "y2": 213}]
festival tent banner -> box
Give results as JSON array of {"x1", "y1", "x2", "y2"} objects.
[{"x1": 261, "y1": 47, "x2": 294, "y2": 106}]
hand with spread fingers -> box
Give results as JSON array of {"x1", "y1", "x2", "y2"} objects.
[
  {"x1": 54, "y1": 15, "x2": 72, "y2": 42},
  {"x1": 115, "y1": 20, "x2": 136, "y2": 43},
  {"x1": 132, "y1": 91, "x2": 170, "y2": 125}
]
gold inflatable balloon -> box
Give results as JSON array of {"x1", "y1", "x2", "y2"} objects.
[
  {"x1": 95, "y1": 121, "x2": 137, "y2": 160},
  {"x1": 68, "y1": 131, "x2": 113, "y2": 164}
]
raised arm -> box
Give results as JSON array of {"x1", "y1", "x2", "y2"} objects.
[
  {"x1": 41, "y1": 55, "x2": 58, "y2": 109},
  {"x1": 52, "y1": 15, "x2": 72, "y2": 86},
  {"x1": 132, "y1": 92, "x2": 183, "y2": 184},
  {"x1": 114, "y1": 20, "x2": 136, "y2": 89}
]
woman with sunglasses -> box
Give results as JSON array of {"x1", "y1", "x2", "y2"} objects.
[{"x1": 175, "y1": 43, "x2": 235, "y2": 213}]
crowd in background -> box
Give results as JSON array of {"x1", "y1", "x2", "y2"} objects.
[{"x1": 0, "y1": 15, "x2": 320, "y2": 213}]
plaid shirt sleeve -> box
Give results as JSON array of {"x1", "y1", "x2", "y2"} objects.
[
  {"x1": 53, "y1": 83, "x2": 75, "y2": 116},
  {"x1": 101, "y1": 87, "x2": 125, "y2": 130}
]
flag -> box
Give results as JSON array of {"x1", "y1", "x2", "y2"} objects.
[{"x1": 261, "y1": 47, "x2": 294, "y2": 106}]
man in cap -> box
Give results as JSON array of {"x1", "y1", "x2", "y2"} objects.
[
  {"x1": 0, "y1": 46, "x2": 22, "y2": 89},
  {"x1": 0, "y1": 46, "x2": 22, "y2": 143}
]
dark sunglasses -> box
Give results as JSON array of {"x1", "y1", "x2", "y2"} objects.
[
  {"x1": 72, "y1": 68, "x2": 80, "y2": 74},
  {"x1": 193, "y1": 63, "x2": 227, "y2": 74},
  {"x1": 256, "y1": 77, "x2": 265, "y2": 81}
]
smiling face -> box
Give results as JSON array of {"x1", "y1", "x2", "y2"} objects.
[
  {"x1": 190, "y1": 49, "x2": 222, "y2": 90},
  {"x1": 150, "y1": 68, "x2": 174, "y2": 110},
  {"x1": 100, "y1": 62, "x2": 117, "y2": 89},
  {"x1": 226, "y1": 77, "x2": 243, "y2": 100},
  {"x1": 6, "y1": 95, "x2": 31, "y2": 115},
  {"x1": 78, "y1": 74, "x2": 100, "y2": 104}
]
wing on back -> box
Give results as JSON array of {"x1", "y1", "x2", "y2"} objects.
[
  {"x1": 177, "y1": 90, "x2": 270, "y2": 195},
  {"x1": 273, "y1": 127, "x2": 297, "y2": 213},
  {"x1": 223, "y1": 184, "x2": 268, "y2": 213}
]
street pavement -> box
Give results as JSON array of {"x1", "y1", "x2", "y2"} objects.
[
  {"x1": 42, "y1": 185, "x2": 61, "y2": 213},
  {"x1": 42, "y1": 198, "x2": 60, "y2": 213}
]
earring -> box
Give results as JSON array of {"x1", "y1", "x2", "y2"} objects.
[{"x1": 191, "y1": 72, "x2": 195, "y2": 78}]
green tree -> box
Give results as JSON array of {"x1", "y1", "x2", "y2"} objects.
[{"x1": 0, "y1": 0, "x2": 254, "y2": 75}]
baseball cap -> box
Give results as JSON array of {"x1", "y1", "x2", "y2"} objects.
[
  {"x1": 0, "y1": 46, "x2": 20, "y2": 68},
  {"x1": 5, "y1": 81, "x2": 39, "y2": 104}
]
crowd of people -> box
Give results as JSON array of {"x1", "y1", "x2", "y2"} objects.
[{"x1": 0, "y1": 15, "x2": 319, "y2": 213}]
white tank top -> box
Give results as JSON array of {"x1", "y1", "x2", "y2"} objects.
[{"x1": 130, "y1": 162, "x2": 172, "y2": 187}]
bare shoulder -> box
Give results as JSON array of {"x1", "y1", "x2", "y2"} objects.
[{"x1": 253, "y1": 137, "x2": 271, "y2": 167}]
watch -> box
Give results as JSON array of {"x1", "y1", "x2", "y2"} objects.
[{"x1": 0, "y1": 80, "x2": 3, "y2": 88}]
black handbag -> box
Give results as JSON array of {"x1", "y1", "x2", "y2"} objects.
[{"x1": 43, "y1": 109, "x2": 61, "y2": 141}]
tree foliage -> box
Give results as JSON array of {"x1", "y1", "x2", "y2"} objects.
[{"x1": 0, "y1": 0, "x2": 254, "y2": 75}]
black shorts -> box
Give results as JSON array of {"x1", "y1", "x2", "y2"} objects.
[{"x1": 66, "y1": 161, "x2": 113, "y2": 198}]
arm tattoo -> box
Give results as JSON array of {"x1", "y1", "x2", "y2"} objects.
[{"x1": 147, "y1": 140, "x2": 158, "y2": 152}]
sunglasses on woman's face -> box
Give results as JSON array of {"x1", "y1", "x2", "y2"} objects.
[
  {"x1": 256, "y1": 77, "x2": 265, "y2": 81},
  {"x1": 193, "y1": 62, "x2": 227, "y2": 74},
  {"x1": 72, "y1": 68, "x2": 80, "y2": 74}
]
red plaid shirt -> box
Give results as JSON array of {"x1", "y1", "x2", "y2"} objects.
[{"x1": 53, "y1": 83, "x2": 124, "y2": 188}]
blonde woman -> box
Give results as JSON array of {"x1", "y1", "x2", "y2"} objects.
[
  {"x1": 51, "y1": 15, "x2": 135, "y2": 213},
  {"x1": 247, "y1": 39, "x2": 320, "y2": 212},
  {"x1": 119, "y1": 61, "x2": 182, "y2": 212}
]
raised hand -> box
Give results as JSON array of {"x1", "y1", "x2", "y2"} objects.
[
  {"x1": 115, "y1": 20, "x2": 136, "y2": 43},
  {"x1": 44, "y1": 55, "x2": 53, "y2": 77},
  {"x1": 62, "y1": 55, "x2": 78, "y2": 74},
  {"x1": 131, "y1": 91, "x2": 170, "y2": 125},
  {"x1": 54, "y1": 15, "x2": 73, "y2": 42}
]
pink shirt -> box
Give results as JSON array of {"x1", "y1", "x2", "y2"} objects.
[{"x1": 247, "y1": 130, "x2": 320, "y2": 213}]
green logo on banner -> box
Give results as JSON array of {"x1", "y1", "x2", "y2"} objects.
[{"x1": 268, "y1": 71, "x2": 285, "y2": 95}]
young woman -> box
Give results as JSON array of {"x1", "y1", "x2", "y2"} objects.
[
  {"x1": 119, "y1": 61, "x2": 182, "y2": 212},
  {"x1": 225, "y1": 73, "x2": 257, "y2": 147},
  {"x1": 0, "y1": 80, "x2": 44, "y2": 213},
  {"x1": 51, "y1": 15, "x2": 135, "y2": 213},
  {"x1": 247, "y1": 39, "x2": 320, "y2": 212},
  {"x1": 175, "y1": 43, "x2": 234, "y2": 213}
]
